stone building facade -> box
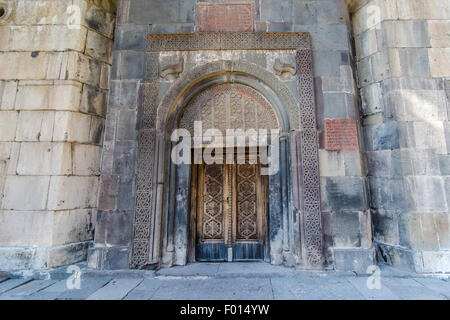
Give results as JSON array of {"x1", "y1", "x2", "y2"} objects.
[{"x1": 0, "y1": 0, "x2": 448, "y2": 273}]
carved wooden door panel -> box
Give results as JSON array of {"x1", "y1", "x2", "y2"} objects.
[{"x1": 195, "y1": 162, "x2": 267, "y2": 261}]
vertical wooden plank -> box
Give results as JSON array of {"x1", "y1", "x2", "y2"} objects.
[
  {"x1": 196, "y1": 164, "x2": 205, "y2": 244},
  {"x1": 231, "y1": 164, "x2": 237, "y2": 246},
  {"x1": 188, "y1": 164, "x2": 198, "y2": 263},
  {"x1": 262, "y1": 174, "x2": 270, "y2": 262},
  {"x1": 224, "y1": 164, "x2": 233, "y2": 261},
  {"x1": 256, "y1": 162, "x2": 264, "y2": 242}
]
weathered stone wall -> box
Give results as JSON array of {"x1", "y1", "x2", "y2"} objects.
[
  {"x1": 0, "y1": 0, "x2": 116, "y2": 269},
  {"x1": 349, "y1": 0, "x2": 450, "y2": 272},
  {"x1": 4, "y1": 0, "x2": 447, "y2": 273},
  {"x1": 89, "y1": 0, "x2": 373, "y2": 272}
]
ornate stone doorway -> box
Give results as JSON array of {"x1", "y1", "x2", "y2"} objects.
[{"x1": 123, "y1": 33, "x2": 324, "y2": 270}]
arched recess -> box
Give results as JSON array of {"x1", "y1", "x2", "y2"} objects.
[
  {"x1": 131, "y1": 54, "x2": 323, "y2": 269},
  {"x1": 157, "y1": 60, "x2": 298, "y2": 134}
]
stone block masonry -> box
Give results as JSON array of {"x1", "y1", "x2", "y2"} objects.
[
  {"x1": 89, "y1": 0, "x2": 374, "y2": 273},
  {"x1": 350, "y1": 0, "x2": 450, "y2": 272},
  {"x1": 0, "y1": 0, "x2": 117, "y2": 270},
  {"x1": 0, "y1": 0, "x2": 448, "y2": 274}
]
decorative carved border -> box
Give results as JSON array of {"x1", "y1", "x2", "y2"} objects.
[
  {"x1": 130, "y1": 128, "x2": 156, "y2": 269},
  {"x1": 296, "y1": 49, "x2": 323, "y2": 266},
  {"x1": 129, "y1": 84, "x2": 159, "y2": 269},
  {"x1": 131, "y1": 32, "x2": 323, "y2": 268},
  {"x1": 147, "y1": 32, "x2": 311, "y2": 52}
]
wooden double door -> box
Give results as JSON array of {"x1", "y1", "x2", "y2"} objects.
[{"x1": 193, "y1": 162, "x2": 268, "y2": 262}]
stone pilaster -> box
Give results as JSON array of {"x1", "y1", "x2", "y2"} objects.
[{"x1": 351, "y1": 0, "x2": 450, "y2": 272}]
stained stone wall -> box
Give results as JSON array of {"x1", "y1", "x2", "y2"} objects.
[
  {"x1": 2, "y1": 0, "x2": 447, "y2": 273},
  {"x1": 349, "y1": 0, "x2": 450, "y2": 272},
  {"x1": 88, "y1": 0, "x2": 373, "y2": 272},
  {"x1": 0, "y1": 0, "x2": 116, "y2": 269}
]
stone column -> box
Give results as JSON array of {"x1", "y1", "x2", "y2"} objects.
[
  {"x1": 351, "y1": 0, "x2": 450, "y2": 272},
  {"x1": 0, "y1": 0, "x2": 116, "y2": 270}
]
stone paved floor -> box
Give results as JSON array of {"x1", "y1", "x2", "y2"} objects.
[{"x1": 1, "y1": 262, "x2": 450, "y2": 300}]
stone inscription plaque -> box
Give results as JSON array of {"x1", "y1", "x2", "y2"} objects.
[
  {"x1": 196, "y1": 3, "x2": 255, "y2": 32},
  {"x1": 325, "y1": 119, "x2": 359, "y2": 150}
]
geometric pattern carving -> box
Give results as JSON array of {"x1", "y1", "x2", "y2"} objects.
[
  {"x1": 202, "y1": 164, "x2": 224, "y2": 240},
  {"x1": 236, "y1": 164, "x2": 258, "y2": 240},
  {"x1": 147, "y1": 32, "x2": 311, "y2": 52},
  {"x1": 141, "y1": 83, "x2": 159, "y2": 129},
  {"x1": 296, "y1": 49, "x2": 323, "y2": 266},
  {"x1": 179, "y1": 84, "x2": 279, "y2": 135},
  {"x1": 130, "y1": 129, "x2": 156, "y2": 269}
]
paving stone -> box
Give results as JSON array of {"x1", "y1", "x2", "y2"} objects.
[
  {"x1": 216, "y1": 262, "x2": 297, "y2": 277},
  {"x1": 86, "y1": 278, "x2": 143, "y2": 300},
  {"x1": 151, "y1": 278, "x2": 273, "y2": 300},
  {"x1": 0, "y1": 280, "x2": 56, "y2": 297},
  {"x1": 156, "y1": 263, "x2": 220, "y2": 277},
  {"x1": 0, "y1": 279, "x2": 31, "y2": 295},
  {"x1": 57, "y1": 277, "x2": 113, "y2": 300},
  {"x1": 271, "y1": 276, "x2": 365, "y2": 300},
  {"x1": 383, "y1": 278, "x2": 446, "y2": 300},
  {"x1": 413, "y1": 278, "x2": 450, "y2": 299},
  {"x1": 13, "y1": 280, "x2": 68, "y2": 300},
  {"x1": 123, "y1": 279, "x2": 161, "y2": 300},
  {"x1": 346, "y1": 276, "x2": 400, "y2": 300},
  {"x1": 26, "y1": 276, "x2": 112, "y2": 300}
]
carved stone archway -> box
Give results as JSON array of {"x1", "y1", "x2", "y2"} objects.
[{"x1": 130, "y1": 33, "x2": 323, "y2": 269}]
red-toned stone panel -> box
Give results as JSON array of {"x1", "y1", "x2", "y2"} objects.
[
  {"x1": 196, "y1": 3, "x2": 255, "y2": 32},
  {"x1": 325, "y1": 119, "x2": 359, "y2": 150}
]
